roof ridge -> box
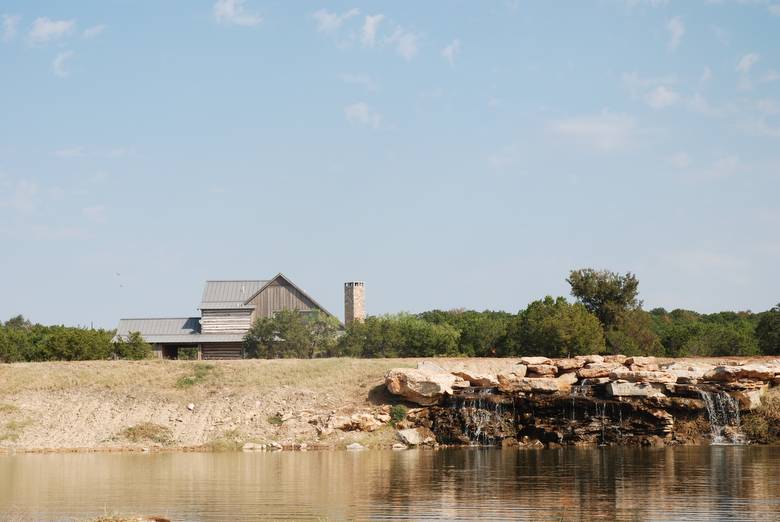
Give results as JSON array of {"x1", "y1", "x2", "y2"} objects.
[
  {"x1": 119, "y1": 317, "x2": 199, "y2": 320},
  {"x1": 204, "y1": 279, "x2": 267, "y2": 282}
]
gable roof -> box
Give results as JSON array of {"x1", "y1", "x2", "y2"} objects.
[
  {"x1": 200, "y1": 280, "x2": 266, "y2": 310},
  {"x1": 244, "y1": 273, "x2": 339, "y2": 320}
]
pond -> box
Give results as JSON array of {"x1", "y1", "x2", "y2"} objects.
[{"x1": 2, "y1": 446, "x2": 780, "y2": 521}]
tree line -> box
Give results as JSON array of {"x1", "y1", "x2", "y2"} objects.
[
  {"x1": 2, "y1": 268, "x2": 779, "y2": 362},
  {"x1": 244, "y1": 269, "x2": 780, "y2": 359}
]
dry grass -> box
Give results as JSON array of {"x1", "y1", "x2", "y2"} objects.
[
  {"x1": 120, "y1": 423, "x2": 173, "y2": 445},
  {"x1": 0, "y1": 403, "x2": 19, "y2": 415},
  {"x1": 0, "y1": 419, "x2": 32, "y2": 442},
  {"x1": 742, "y1": 387, "x2": 780, "y2": 443},
  {"x1": 205, "y1": 428, "x2": 244, "y2": 451}
]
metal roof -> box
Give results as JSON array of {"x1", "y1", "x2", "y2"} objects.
[
  {"x1": 114, "y1": 317, "x2": 245, "y2": 344},
  {"x1": 200, "y1": 280, "x2": 267, "y2": 309}
]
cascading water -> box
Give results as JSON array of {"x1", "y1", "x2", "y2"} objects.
[{"x1": 698, "y1": 390, "x2": 746, "y2": 445}]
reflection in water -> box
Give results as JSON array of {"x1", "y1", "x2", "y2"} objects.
[{"x1": 1, "y1": 447, "x2": 779, "y2": 521}]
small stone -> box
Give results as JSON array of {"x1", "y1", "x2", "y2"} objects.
[
  {"x1": 397, "y1": 427, "x2": 436, "y2": 446},
  {"x1": 346, "y1": 442, "x2": 366, "y2": 451},
  {"x1": 187, "y1": 403, "x2": 195, "y2": 412},
  {"x1": 392, "y1": 443, "x2": 407, "y2": 450}
]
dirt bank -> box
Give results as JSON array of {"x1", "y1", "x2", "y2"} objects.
[{"x1": 0, "y1": 356, "x2": 777, "y2": 453}]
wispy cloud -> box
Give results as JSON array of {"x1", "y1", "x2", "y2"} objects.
[
  {"x1": 341, "y1": 73, "x2": 378, "y2": 92},
  {"x1": 769, "y1": 4, "x2": 780, "y2": 15},
  {"x1": 82, "y1": 204, "x2": 106, "y2": 223},
  {"x1": 344, "y1": 102, "x2": 381, "y2": 129},
  {"x1": 213, "y1": 0, "x2": 262, "y2": 27},
  {"x1": 1, "y1": 179, "x2": 39, "y2": 213},
  {"x1": 703, "y1": 155, "x2": 741, "y2": 178},
  {"x1": 441, "y1": 39, "x2": 460, "y2": 67},
  {"x1": 668, "y1": 152, "x2": 691, "y2": 169},
  {"x1": 646, "y1": 85, "x2": 680, "y2": 108},
  {"x1": 666, "y1": 16, "x2": 684, "y2": 50},
  {"x1": 361, "y1": 14, "x2": 383, "y2": 46},
  {"x1": 386, "y1": 26, "x2": 419, "y2": 60},
  {"x1": 2, "y1": 14, "x2": 20, "y2": 42},
  {"x1": 54, "y1": 146, "x2": 85, "y2": 158},
  {"x1": 549, "y1": 112, "x2": 637, "y2": 152},
  {"x1": 737, "y1": 52, "x2": 759, "y2": 74},
  {"x1": 313, "y1": 8, "x2": 359, "y2": 34},
  {"x1": 29, "y1": 17, "x2": 74, "y2": 44},
  {"x1": 82, "y1": 24, "x2": 106, "y2": 38},
  {"x1": 51, "y1": 51, "x2": 74, "y2": 78}
]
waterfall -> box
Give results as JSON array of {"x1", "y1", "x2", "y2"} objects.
[{"x1": 698, "y1": 390, "x2": 745, "y2": 445}]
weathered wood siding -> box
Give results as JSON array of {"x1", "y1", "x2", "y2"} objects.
[
  {"x1": 249, "y1": 279, "x2": 319, "y2": 319},
  {"x1": 200, "y1": 309, "x2": 253, "y2": 333},
  {"x1": 201, "y1": 342, "x2": 243, "y2": 360}
]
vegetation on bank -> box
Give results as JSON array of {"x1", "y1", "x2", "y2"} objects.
[{"x1": 2, "y1": 268, "x2": 779, "y2": 363}]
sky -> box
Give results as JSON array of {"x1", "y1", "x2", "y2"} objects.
[{"x1": 1, "y1": 0, "x2": 779, "y2": 328}]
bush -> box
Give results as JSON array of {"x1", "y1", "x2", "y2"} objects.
[
  {"x1": 390, "y1": 404, "x2": 408, "y2": 425},
  {"x1": 112, "y1": 331, "x2": 153, "y2": 360},
  {"x1": 120, "y1": 422, "x2": 173, "y2": 445},
  {"x1": 338, "y1": 314, "x2": 460, "y2": 358},
  {"x1": 175, "y1": 363, "x2": 215, "y2": 388}
]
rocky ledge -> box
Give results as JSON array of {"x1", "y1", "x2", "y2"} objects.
[{"x1": 385, "y1": 356, "x2": 780, "y2": 448}]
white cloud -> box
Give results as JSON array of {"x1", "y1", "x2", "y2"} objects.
[
  {"x1": 1, "y1": 179, "x2": 38, "y2": 213},
  {"x1": 54, "y1": 146, "x2": 85, "y2": 158},
  {"x1": 669, "y1": 152, "x2": 691, "y2": 169},
  {"x1": 666, "y1": 16, "x2": 684, "y2": 50},
  {"x1": 646, "y1": 85, "x2": 680, "y2": 108},
  {"x1": 82, "y1": 24, "x2": 106, "y2": 38},
  {"x1": 214, "y1": 0, "x2": 262, "y2": 27},
  {"x1": 82, "y1": 204, "x2": 106, "y2": 223},
  {"x1": 28, "y1": 17, "x2": 74, "y2": 44},
  {"x1": 756, "y1": 98, "x2": 780, "y2": 115},
  {"x1": 2, "y1": 14, "x2": 20, "y2": 42},
  {"x1": 341, "y1": 73, "x2": 378, "y2": 92},
  {"x1": 386, "y1": 26, "x2": 419, "y2": 60},
  {"x1": 736, "y1": 53, "x2": 759, "y2": 73},
  {"x1": 344, "y1": 102, "x2": 381, "y2": 129},
  {"x1": 51, "y1": 51, "x2": 74, "y2": 78},
  {"x1": 764, "y1": 70, "x2": 780, "y2": 83},
  {"x1": 441, "y1": 39, "x2": 460, "y2": 67},
  {"x1": 769, "y1": 4, "x2": 780, "y2": 15},
  {"x1": 549, "y1": 112, "x2": 637, "y2": 152},
  {"x1": 704, "y1": 156, "x2": 740, "y2": 178},
  {"x1": 313, "y1": 8, "x2": 359, "y2": 34},
  {"x1": 700, "y1": 66, "x2": 713, "y2": 83},
  {"x1": 361, "y1": 14, "x2": 383, "y2": 46}
]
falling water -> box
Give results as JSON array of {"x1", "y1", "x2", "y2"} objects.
[{"x1": 699, "y1": 390, "x2": 746, "y2": 445}]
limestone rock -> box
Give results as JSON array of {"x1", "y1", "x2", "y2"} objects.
[
  {"x1": 576, "y1": 362, "x2": 623, "y2": 379},
  {"x1": 450, "y1": 367, "x2": 500, "y2": 387},
  {"x1": 346, "y1": 442, "x2": 366, "y2": 451},
  {"x1": 497, "y1": 373, "x2": 575, "y2": 394},
  {"x1": 242, "y1": 442, "x2": 265, "y2": 451},
  {"x1": 703, "y1": 364, "x2": 777, "y2": 382},
  {"x1": 609, "y1": 369, "x2": 678, "y2": 384},
  {"x1": 575, "y1": 355, "x2": 605, "y2": 364},
  {"x1": 392, "y1": 443, "x2": 407, "y2": 450},
  {"x1": 520, "y1": 356, "x2": 552, "y2": 366},
  {"x1": 730, "y1": 387, "x2": 767, "y2": 410},
  {"x1": 606, "y1": 381, "x2": 665, "y2": 397},
  {"x1": 397, "y1": 427, "x2": 436, "y2": 446},
  {"x1": 527, "y1": 364, "x2": 558, "y2": 377},
  {"x1": 626, "y1": 356, "x2": 658, "y2": 368},
  {"x1": 661, "y1": 362, "x2": 715, "y2": 383},
  {"x1": 385, "y1": 367, "x2": 461, "y2": 405},
  {"x1": 555, "y1": 358, "x2": 585, "y2": 371},
  {"x1": 603, "y1": 355, "x2": 627, "y2": 365}
]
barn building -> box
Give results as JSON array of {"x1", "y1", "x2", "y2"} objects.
[{"x1": 115, "y1": 273, "x2": 364, "y2": 360}]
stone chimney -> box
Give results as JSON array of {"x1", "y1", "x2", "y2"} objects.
[{"x1": 344, "y1": 281, "x2": 365, "y2": 326}]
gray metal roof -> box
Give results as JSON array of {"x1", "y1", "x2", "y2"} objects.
[
  {"x1": 115, "y1": 317, "x2": 245, "y2": 344},
  {"x1": 200, "y1": 280, "x2": 267, "y2": 309}
]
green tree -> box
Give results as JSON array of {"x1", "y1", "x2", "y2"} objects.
[
  {"x1": 507, "y1": 296, "x2": 605, "y2": 358},
  {"x1": 113, "y1": 331, "x2": 153, "y2": 359},
  {"x1": 338, "y1": 314, "x2": 459, "y2": 358},
  {"x1": 243, "y1": 310, "x2": 341, "y2": 359},
  {"x1": 567, "y1": 269, "x2": 640, "y2": 329},
  {"x1": 755, "y1": 304, "x2": 780, "y2": 355},
  {"x1": 606, "y1": 309, "x2": 664, "y2": 356},
  {"x1": 418, "y1": 309, "x2": 512, "y2": 356}
]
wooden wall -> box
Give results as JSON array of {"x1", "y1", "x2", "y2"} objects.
[
  {"x1": 201, "y1": 342, "x2": 243, "y2": 360},
  {"x1": 248, "y1": 279, "x2": 318, "y2": 319},
  {"x1": 200, "y1": 309, "x2": 253, "y2": 333}
]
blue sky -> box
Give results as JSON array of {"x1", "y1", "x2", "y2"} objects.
[{"x1": 1, "y1": 0, "x2": 779, "y2": 327}]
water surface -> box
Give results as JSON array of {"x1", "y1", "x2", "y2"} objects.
[{"x1": 1, "y1": 446, "x2": 779, "y2": 521}]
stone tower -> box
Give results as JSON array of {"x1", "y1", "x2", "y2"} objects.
[{"x1": 344, "y1": 281, "x2": 365, "y2": 326}]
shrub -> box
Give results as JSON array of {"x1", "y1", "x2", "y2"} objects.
[
  {"x1": 390, "y1": 404, "x2": 408, "y2": 425},
  {"x1": 175, "y1": 363, "x2": 215, "y2": 388},
  {"x1": 121, "y1": 422, "x2": 173, "y2": 445}
]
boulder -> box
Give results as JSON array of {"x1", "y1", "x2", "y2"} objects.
[
  {"x1": 661, "y1": 362, "x2": 714, "y2": 383},
  {"x1": 703, "y1": 364, "x2": 777, "y2": 382},
  {"x1": 555, "y1": 358, "x2": 585, "y2": 371},
  {"x1": 527, "y1": 364, "x2": 558, "y2": 377},
  {"x1": 397, "y1": 427, "x2": 436, "y2": 446},
  {"x1": 603, "y1": 355, "x2": 627, "y2": 365},
  {"x1": 450, "y1": 367, "x2": 500, "y2": 387},
  {"x1": 346, "y1": 443, "x2": 366, "y2": 451},
  {"x1": 730, "y1": 387, "x2": 767, "y2": 410},
  {"x1": 497, "y1": 373, "x2": 575, "y2": 394},
  {"x1": 352, "y1": 413, "x2": 384, "y2": 432},
  {"x1": 520, "y1": 356, "x2": 552, "y2": 366},
  {"x1": 576, "y1": 362, "x2": 623, "y2": 379},
  {"x1": 575, "y1": 355, "x2": 604, "y2": 364},
  {"x1": 385, "y1": 368, "x2": 463, "y2": 405},
  {"x1": 609, "y1": 369, "x2": 678, "y2": 384},
  {"x1": 606, "y1": 381, "x2": 665, "y2": 398},
  {"x1": 626, "y1": 356, "x2": 658, "y2": 368}
]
